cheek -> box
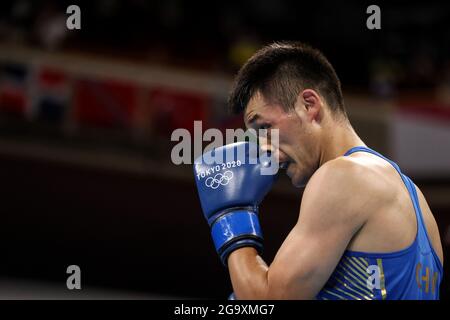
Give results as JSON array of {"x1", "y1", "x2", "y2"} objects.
[
  {"x1": 279, "y1": 117, "x2": 305, "y2": 143},
  {"x1": 272, "y1": 115, "x2": 306, "y2": 158},
  {"x1": 276, "y1": 128, "x2": 298, "y2": 150}
]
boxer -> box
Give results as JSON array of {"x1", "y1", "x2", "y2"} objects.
[{"x1": 194, "y1": 42, "x2": 443, "y2": 299}]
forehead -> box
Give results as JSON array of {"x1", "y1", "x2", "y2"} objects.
[
  {"x1": 244, "y1": 92, "x2": 285, "y2": 127},
  {"x1": 244, "y1": 92, "x2": 269, "y2": 123}
]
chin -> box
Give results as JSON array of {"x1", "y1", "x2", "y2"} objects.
[
  {"x1": 288, "y1": 168, "x2": 313, "y2": 188},
  {"x1": 289, "y1": 174, "x2": 307, "y2": 188},
  {"x1": 292, "y1": 180, "x2": 306, "y2": 188}
]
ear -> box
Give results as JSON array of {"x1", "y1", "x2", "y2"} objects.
[{"x1": 299, "y1": 89, "x2": 322, "y2": 122}]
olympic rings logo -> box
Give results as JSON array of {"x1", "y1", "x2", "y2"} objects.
[{"x1": 205, "y1": 171, "x2": 234, "y2": 189}]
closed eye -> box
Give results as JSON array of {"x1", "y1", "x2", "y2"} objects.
[{"x1": 259, "y1": 123, "x2": 271, "y2": 130}]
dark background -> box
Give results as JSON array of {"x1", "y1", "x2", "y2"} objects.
[{"x1": 0, "y1": 0, "x2": 449, "y2": 299}]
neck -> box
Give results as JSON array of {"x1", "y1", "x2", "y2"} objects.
[{"x1": 318, "y1": 120, "x2": 366, "y2": 167}]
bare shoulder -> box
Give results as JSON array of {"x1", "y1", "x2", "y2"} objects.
[
  {"x1": 304, "y1": 154, "x2": 390, "y2": 206},
  {"x1": 299, "y1": 155, "x2": 387, "y2": 229}
]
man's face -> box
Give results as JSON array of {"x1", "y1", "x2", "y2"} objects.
[{"x1": 244, "y1": 92, "x2": 319, "y2": 187}]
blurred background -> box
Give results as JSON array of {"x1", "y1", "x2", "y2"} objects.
[{"x1": 0, "y1": 0, "x2": 449, "y2": 299}]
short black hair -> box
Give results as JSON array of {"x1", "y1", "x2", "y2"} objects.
[{"x1": 228, "y1": 42, "x2": 346, "y2": 117}]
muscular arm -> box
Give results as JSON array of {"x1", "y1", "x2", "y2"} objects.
[{"x1": 228, "y1": 159, "x2": 370, "y2": 299}]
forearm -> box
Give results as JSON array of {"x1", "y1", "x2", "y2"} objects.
[
  {"x1": 228, "y1": 247, "x2": 271, "y2": 299},
  {"x1": 227, "y1": 244, "x2": 323, "y2": 300}
]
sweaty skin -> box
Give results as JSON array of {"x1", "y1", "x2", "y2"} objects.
[{"x1": 227, "y1": 90, "x2": 444, "y2": 299}]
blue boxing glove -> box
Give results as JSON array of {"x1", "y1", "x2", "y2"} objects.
[{"x1": 193, "y1": 142, "x2": 277, "y2": 266}]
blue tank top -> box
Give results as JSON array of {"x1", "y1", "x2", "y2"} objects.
[{"x1": 316, "y1": 146, "x2": 443, "y2": 300}]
